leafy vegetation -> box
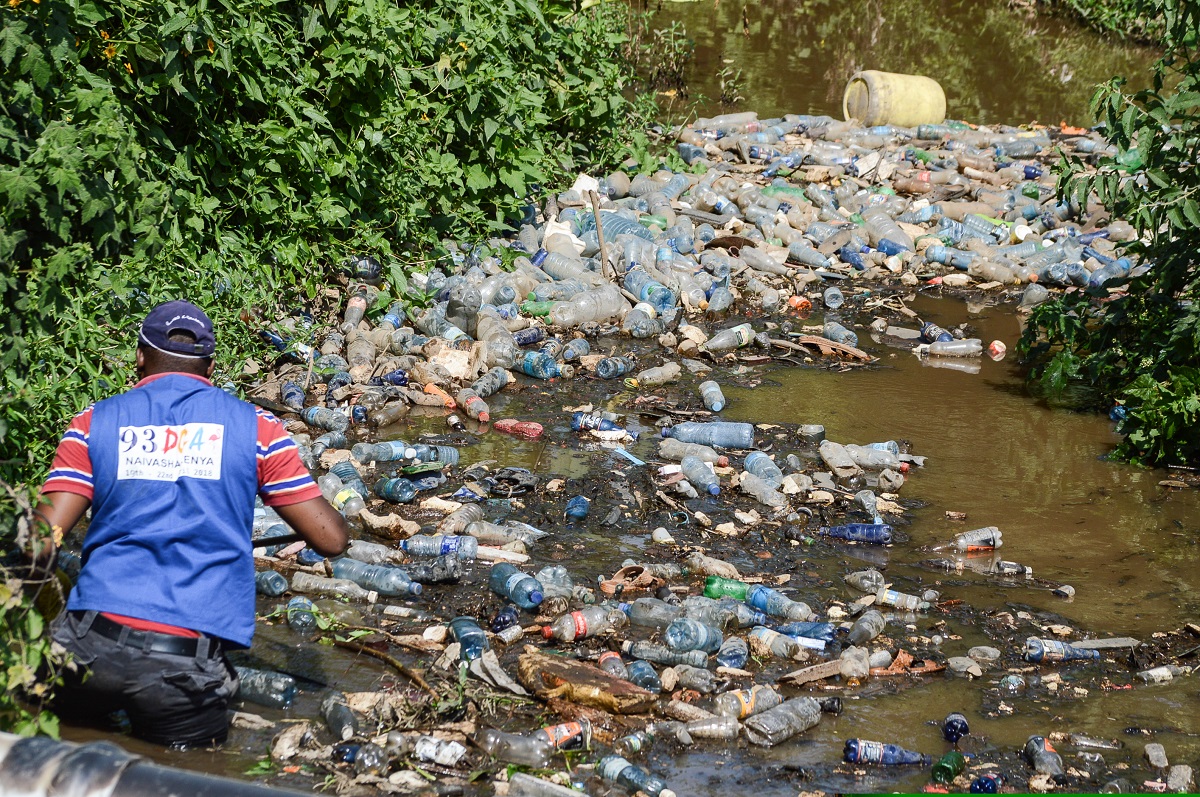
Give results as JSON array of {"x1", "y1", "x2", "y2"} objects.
[
  {"x1": 1020, "y1": 0, "x2": 1200, "y2": 466},
  {"x1": 0, "y1": 0, "x2": 662, "y2": 734}
]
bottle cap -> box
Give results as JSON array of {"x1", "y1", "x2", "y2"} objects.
[
  {"x1": 529, "y1": 591, "x2": 544, "y2": 606},
  {"x1": 707, "y1": 485, "x2": 720, "y2": 496},
  {"x1": 541, "y1": 625, "x2": 554, "y2": 639},
  {"x1": 367, "y1": 591, "x2": 379, "y2": 603}
]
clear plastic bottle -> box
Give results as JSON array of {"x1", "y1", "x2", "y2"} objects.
[
  {"x1": 597, "y1": 755, "x2": 676, "y2": 797},
  {"x1": 234, "y1": 666, "x2": 297, "y2": 709},
  {"x1": 290, "y1": 572, "x2": 378, "y2": 603},
  {"x1": 662, "y1": 421, "x2": 754, "y2": 449},
  {"x1": 255, "y1": 570, "x2": 289, "y2": 596},
  {"x1": 935, "y1": 527, "x2": 1003, "y2": 552},
  {"x1": 926, "y1": 338, "x2": 983, "y2": 357},
  {"x1": 673, "y1": 664, "x2": 719, "y2": 694},
  {"x1": 845, "y1": 569, "x2": 886, "y2": 593},
  {"x1": 715, "y1": 636, "x2": 749, "y2": 669},
  {"x1": 664, "y1": 617, "x2": 723, "y2": 653},
  {"x1": 875, "y1": 586, "x2": 927, "y2": 611},
  {"x1": 320, "y1": 691, "x2": 358, "y2": 741},
  {"x1": 862, "y1": 208, "x2": 914, "y2": 251},
  {"x1": 698, "y1": 380, "x2": 726, "y2": 412},
  {"x1": 388, "y1": 732, "x2": 468, "y2": 766},
  {"x1": 847, "y1": 609, "x2": 886, "y2": 644},
  {"x1": 449, "y1": 616, "x2": 490, "y2": 662},
  {"x1": 748, "y1": 626, "x2": 803, "y2": 659},
  {"x1": 403, "y1": 534, "x2": 478, "y2": 559},
  {"x1": 372, "y1": 477, "x2": 417, "y2": 504},
  {"x1": 286, "y1": 595, "x2": 317, "y2": 633},
  {"x1": 598, "y1": 651, "x2": 630, "y2": 679},
  {"x1": 636, "y1": 362, "x2": 681, "y2": 387},
  {"x1": 658, "y1": 438, "x2": 728, "y2": 466},
  {"x1": 302, "y1": 406, "x2": 349, "y2": 433},
  {"x1": 474, "y1": 728, "x2": 554, "y2": 768},
  {"x1": 1022, "y1": 637, "x2": 1101, "y2": 663},
  {"x1": 743, "y1": 451, "x2": 784, "y2": 488},
  {"x1": 352, "y1": 439, "x2": 415, "y2": 464},
  {"x1": 625, "y1": 597, "x2": 683, "y2": 629},
  {"x1": 621, "y1": 640, "x2": 708, "y2": 668},
  {"x1": 595, "y1": 356, "x2": 635, "y2": 379},
  {"x1": 406, "y1": 554, "x2": 462, "y2": 584},
  {"x1": 626, "y1": 659, "x2": 662, "y2": 692},
  {"x1": 746, "y1": 585, "x2": 812, "y2": 621},
  {"x1": 518, "y1": 351, "x2": 572, "y2": 380},
  {"x1": 614, "y1": 729, "x2": 656, "y2": 756},
  {"x1": 542, "y1": 606, "x2": 628, "y2": 642},
  {"x1": 471, "y1": 366, "x2": 511, "y2": 399},
  {"x1": 624, "y1": 267, "x2": 677, "y2": 313},
  {"x1": 714, "y1": 683, "x2": 782, "y2": 719},
  {"x1": 680, "y1": 456, "x2": 720, "y2": 496},
  {"x1": 488, "y1": 563, "x2": 544, "y2": 610},
  {"x1": 439, "y1": 504, "x2": 485, "y2": 534},
  {"x1": 699, "y1": 323, "x2": 754, "y2": 353},
  {"x1": 739, "y1": 471, "x2": 787, "y2": 508},
  {"x1": 331, "y1": 558, "x2": 423, "y2": 597},
  {"x1": 743, "y1": 697, "x2": 822, "y2": 747},
  {"x1": 823, "y1": 321, "x2": 859, "y2": 348},
  {"x1": 685, "y1": 716, "x2": 739, "y2": 740}
]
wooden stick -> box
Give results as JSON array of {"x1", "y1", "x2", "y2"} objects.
[
  {"x1": 332, "y1": 637, "x2": 437, "y2": 696},
  {"x1": 589, "y1": 189, "x2": 611, "y2": 281}
]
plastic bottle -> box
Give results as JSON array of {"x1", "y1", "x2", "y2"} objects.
[
  {"x1": 621, "y1": 640, "x2": 708, "y2": 668},
  {"x1": 747, "y1": 585, "x2": 812, "y2": 621},
  {"x1": 845, "y1": 569, "x2": 886, "y2": 593},
  {"x1": 280, "y1": 381, "x2": 305, "y2": 412},
  {"x1": 743, "y1": 697, "x2": 822, "y2": 747},
  {"x1": 971, "y1": 773, "x2": 1006, "y2": 793},
  {"x1": 943, "y1": 712, "x2": 970, "y2": 743},
  {"x1": 352, "y1": 439, "x2": 415, "y2": 464},
  {"x1": 823, "y1": 285, "x2": 845, "y2": 309},
  {"x1": 489, "y1": 563, "x2": 544, "y2": 610},
  {"x1": 449, "y1": 616, "x2": 490, "y2": 662},
  {"x1": 624, "y1": 267, "x2": 677, "y2": 313},
  {"x1": 698, "y1": 380, "x2": 726, "y2": 412},
  {"x1": 456, "y1": 387, "x2": 491, "y2": 422},
  {"x1": 680, "y1": 456, "x2": 721, "y2": 496},
  {"x1": 1023, "y1": 637, "x2": 1102, "y2": 663},
  {"x1": 920, "y1": 322, "x2": 954, "y2": 343},
  {"x1": 664, "y1": 617, "x2": 723, "y2": 653},
  {"x1": 597, "y1": 755, "x2": 676, "y2": 797},
  {"x1": 564, "y1": 495, "x2": 590, "y2": 522},
  {"x1": 847, "y1": 609, "x2": 886, "y2": 644},
  {"x1": 614, "y1": 729, "x2": 655, "y2": 756},
  {"x1": 775, "y1": 621, "x2": 836, "y2": 642},
  {"x1": 748, "y1": 626, "x2": 804, "y2": 659},
  {"x1": 743, "y1": 451, "x2": 783, "y2": 488},
  {"x1": 703, "y1": 575, "x2": 751, "y2": 601},
  {"x1": 1024, "y1": 735, "x2": 1064, "y2": 778},
  {"x1": 715, "y1": 684, "x2": 782, "y2": 719},
  {"x1": 823, "y1": 321, "x2": 858, "y2": 347},
  {"x1": 255, "y1": 570, "x2": 289, "y2": 596},
  {"x1": 862, "y1": 208, "x2": 914, "y2": 251},
  {"x1": 234, "y1": 666, "x2": 297, "y2": 709},
  {"x1": 302, "y1": 406, "x2": 349, "y2": 433},
  {"x1": 927, "y1": 339, "x2": 983, "y2": 357},
  {"x1": 596, "y1": 356, "x2": 635, "y2": 379},
  {"x1": 285, "y1": 595, "x2": 317, "y2": 633},
  {"x1": 843, "y1": 738, "x2": 931, "y2": 766},
  {"x1": 562, "y1": 338, "x2": 590, "y2": 361},
  {"x1": 625, "y1": 597, "x2": 683, "y2": 629},
  {"x1": 699, "y1": 323, "x2": 754, "y2": 353},
  {"x1": 474, "y1": 728, "x2": 553, "y2": 768},
  {"x1": 518, "y1": 351, "x2": 572, "y2": 380},
  {"x1": 673, "y1": 663, "x2": 720, "y2": 694},
  {"x1": 403, "y1": 534, "x2": 479, "y2": 559},
  {"x1": 932, "y1": 751, "x2": 968, "y2": 784},
  {"x1": 440, "y1": 503, "x2": 485, "y2": 534},
  {"x1": 936, "y1": 527, "x2": 1003, "y2": 552},
  {"x1": 406, "y1": 553, "x2": 462, "y2": 585},
  {"x1": 598, "y1": 651, "x2": 629, "y2": 679},
  {"x1": 331, "y1": 558, "x2": 423, "y2": 597},
  {"x1": 626, "y1": 659, "x2": 662, "y2": 692},
  {"x1": 874, "y1": 586, "x2": 927, "y2": 611},
  {"x1": 389, "y1": 733, "x2": 468, "y2": 766},
  {"x1": 372, "y1": 477, "x2": 417, "y2": 504},
  {"x1": 290, "y1": 572, "x2": 378, "y2": 603},
  {"x1": 320, "y1": 691, "x2": 358, "y2": 741},
  {"x1": 542, "y1": 606, "x2": 627, "y2": 642},
  {"x1": 715, "y1": 636, "x2": 749, "y2": 669},
  {"x1": 662, "y1": 421, "x2": 754, "y2": 449}
]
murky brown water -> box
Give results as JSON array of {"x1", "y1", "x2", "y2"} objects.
[
  {"x1": 645, "y1": 0, "x2": 1160, "y2": 126},
  {"x1": 59, "y1": 295, "x2": 1200, "y2": 794}
]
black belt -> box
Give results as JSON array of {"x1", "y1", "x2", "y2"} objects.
[{"x1": 85, "y1": 612, "x2": 219, "y2": 658}]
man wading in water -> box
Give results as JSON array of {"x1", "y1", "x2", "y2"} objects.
[{"x1": 34, "y1": 300, "x2": 349, "y2": 747}]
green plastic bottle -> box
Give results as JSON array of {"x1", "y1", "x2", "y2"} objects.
[
  {"x1": 931, "y1": 750, "x2": 967, "y2": 784},
  {"x1": 703, "y1": 575, "x2": 750, "y2": 601},
  {"x1": 519, "y1": 300, "x2": 555, "y2": 317}
]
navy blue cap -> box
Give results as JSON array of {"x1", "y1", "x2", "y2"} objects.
[{"x1": 138, "y1": 300, "x2": 216, "y2": 358}]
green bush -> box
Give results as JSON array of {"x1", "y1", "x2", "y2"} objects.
[
  {"x1": 1020, "y1": 0, "x2": 1200, "y2": 466},
  {"x1": 0, "y1": 0, "x2": 657, "y2": 734}
]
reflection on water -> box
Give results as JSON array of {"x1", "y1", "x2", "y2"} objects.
[{"x1": 647, "y1": 0, "x2": 1159, "y2": 125}]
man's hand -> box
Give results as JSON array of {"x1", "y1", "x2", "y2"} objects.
[
  {"x1": 32, "y1": 492, "x2": 91, "y2": 569},
  {"x1": 273, "y1": 497, "x2": 351, "y2": 557}
]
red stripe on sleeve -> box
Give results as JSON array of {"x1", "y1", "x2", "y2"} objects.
[
  {"x1": 41, "y1": 407, "x2": 95, "y2": 500},
  {"x1": 256, "y1": 414, "x2": 321, "y2": 507}
]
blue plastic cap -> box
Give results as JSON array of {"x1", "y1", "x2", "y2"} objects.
[
  {"x1": 661, "y1": 428, "x2": 672, "y2": 438},
  {"x1": 708, "y1": 485, "x2": 721, "y2": 496},
  {"x1": 409, "y1": 583, "x2": 424, "y2": 596},
  {"x1": 529, "y1": 591, "x2": 544, "y2": 606}
]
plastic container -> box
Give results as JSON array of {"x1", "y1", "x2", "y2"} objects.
[
  {"x1": 663, "y1": 421, "x2": 755, "y2": 449},
  {"x1": 626, "y1": 659, "x2": 662, "y2": 692},
  {"x1": 331, "y1": 557, "x2": 423, "y2": 597},
  {"x1": 474, "y1": 728, "x2": 554, "y2": 768},
  {"x1": 843, "y1": 70, "x2": 946, "y2": 127},
  {"x1": 449, "y1": 616, "x2": 490, "y2": 662},
  {"x1": 743, "y1": 697, "x2": 822, "y2": 747},
  {"x1": 680, "y1": 456, "x2": 720, "y2": 496},
  {"x1": 542, "y1": 606, "x2": 627, "y2": 642},
  {"x1": 403, "y1": 534, "x2": 479, "y2": 559},
  {"x1": 234, "y1": 666, "x2": 297, "y2": 709},
  {"x1": 597, "y1": 756, "x2": 676, "y2": 797},
  {"x1": 663, "y1": 617, "x2": 723, "y2": 653},
  {"x1": 843, "y1": 738, "x2": 932, "y2": 766},
  {"x1": 489, "y1": 563, "x2": 544, "y2": 610},
  {"x1": 847, "y1": 609, "x2": 886, "y2": 644},
  {"x1": 698, "y1": 380, "x2": 726, "y2": 412},
  {"x1": 714, "y1": 684, "x2": 782, "y2": 719},
  {"x1": 255, "y1": 570, "x2": 289, "y2": 596},
  {"x1": 286, "y1": 596, "x2": 317, "y2": 633}
]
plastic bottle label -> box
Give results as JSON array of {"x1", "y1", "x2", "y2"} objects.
[
  {"x1": 734, "y1": 689, "x2": 756, "y2": 718},
  {"x1": 541, "y1": 721, "x2": 586, "y2": 749},
  {"x1": 570, "y1": 611, "x2": 588, "y2": 639},
  {"x1": 333, "y1": 487, "x2": 359, "y2": 509},
  {"x1": 504, "y1": 572, "x2": 528, "y2": 596},
  {"x1": 856, "y1": 739, "x2": 885, "y2": 763}
]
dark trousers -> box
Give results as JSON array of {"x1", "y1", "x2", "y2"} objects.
[{"x1": 50, "y1": 610, "x2": 239, "y2": 748}]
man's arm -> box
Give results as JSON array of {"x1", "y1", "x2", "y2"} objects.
[
  {"x1": 30, "y1": 492, "x2": 91, "y2": 569},
  {"x1": 272, "y1": 498, "x2": 350, "y2": 557}
]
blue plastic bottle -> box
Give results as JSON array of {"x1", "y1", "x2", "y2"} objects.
[
  {"x1": 843, "y1": 738, "x2": 931, "y2": 766},
  {"x1": 565, "y1": 495, "x2": 590, "y2": 522},
  {"x1": 664, "y1": 618, "x2": 723, "y2": 653},
  {"x1": 449, "y1": 616, "x2": 490, "y2": 662},
  {"x1": 488, "y1": 563, "x2": 544, "y2": 610}
]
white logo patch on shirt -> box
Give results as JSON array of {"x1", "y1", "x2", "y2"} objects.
[{"x1": 117, "y1": 423, "x2": 224, "y2": 481}]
